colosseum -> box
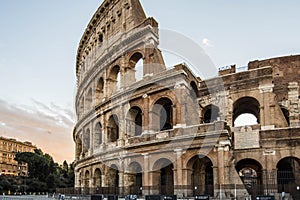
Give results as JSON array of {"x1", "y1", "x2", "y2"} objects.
[{"x1": 72, "y1": 0, "x2": 300, "y2": 199}]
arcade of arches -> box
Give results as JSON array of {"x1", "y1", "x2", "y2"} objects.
[{"x1": 73, "y1": 0, "x2": 300, "y2": 199}]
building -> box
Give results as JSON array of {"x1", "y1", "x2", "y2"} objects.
[
  {"x1": 0, "y1": 136, "x2": 36, "y2": 176},
  {"x1": 73, "y1": 0, "x2": 300, "y2": 199}
]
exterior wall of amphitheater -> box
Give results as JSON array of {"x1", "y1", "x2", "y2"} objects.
[{"x1": 73, "y1": 0, "x2": 300, "y2": 198}]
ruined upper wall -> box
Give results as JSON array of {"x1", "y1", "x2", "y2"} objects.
[
  {"x1": 248, "y1": 55, "x2": 300, "y2": 101},
  {"x1": 75, "y1": 0, "x2": 150, "y2": 77}
]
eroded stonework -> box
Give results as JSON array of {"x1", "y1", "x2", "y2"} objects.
[{"x1": 72, "y1": 0, "x2": 300, "y2": 199}]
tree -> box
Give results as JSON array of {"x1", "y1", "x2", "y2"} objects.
[{"x1": 14, "y1": 149, "x2": 74, "y2": 192}]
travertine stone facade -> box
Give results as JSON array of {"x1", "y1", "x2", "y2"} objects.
[{"x1": 73, "y1": 0, "x2": 300, "y2": 199}]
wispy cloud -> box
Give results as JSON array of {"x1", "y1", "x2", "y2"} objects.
[{"x1": 0, "y1": 99, "x2": 75, "y2": 163}]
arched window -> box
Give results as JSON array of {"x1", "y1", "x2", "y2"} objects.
[
  {"x1": 79, "y1": 97, "x2": 84, "y2": 117},
  {"x1": 75, "y1": 135, "x2": 82, "y2": 160},
  {"x1": 187, "y1": 155, "x2": 214, "y2": 196},
  {"x1": 94, "y1": 168, "x2": 101, "y2": 188},
  {"x1": 108, "y1": 115, "x2": 119, "y2": 142},
  {"x1": 83, "y1": 129, "x2": 91, "y2": 153},
  {"x1": 86, "y1": 88, "x2": 93, "y2": 111},
  {"x1": 277, "y1": 157, "x2": 300, "y2": 197},
  {"x1": 108, "y1": 164, "x2": 119, "y2": 194},
  {"x1": 233, "y1": 97, "x2": 260, "y2": 127},
  {"x1": 84, "y1": 170, "x2": 90, "y2": 189},
  {"x1": 203, "y1": 105, "x2": 220, "y2": 123},
  {"x1": 126, "y1": 107, "x2": 143, "y2": 136},
  {"x1": 128, "y1": 162, "x2": 143, "y2": 195},
  {"x1": 129, "y1": 52, "x2": 143, "y2": 82},
  {"x1": 152, "y1": 158, "x2": 174, "y2": 195},
  {"x1": 108, "y1": 65, "x2": 121, "y2": 95},
  {"x1": 190, "y1": 81, "x2": 199, "y2": 99},
  {"x1": 153, "y1": 98, "x2": 173, "y2": 131},
  {"x1": 94, "y1": 122, "x2": 102, "y2": 148},
  {"x1": 96, "y1": 78, "x2": 104, "y2": 105},
  {"x1": 235, "y1": 159, "x2": 263, "y2": 196}
]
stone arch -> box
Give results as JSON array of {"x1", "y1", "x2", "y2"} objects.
[
  {"x1": 277, "y1": 156, "x2": 300, "y2": 196},
  {"x1": 126, "y1": 106, "x2": 143, "y2": 137},
  {"x1": 107, "y1": 115, "x2": 119, "y2": 143},
  {"x1": 186, "y1": 155, "x2": 214, "y2": 196},
  {"x1": 75, "y1": 134, "x2": 82, "y2": 160},
  {"x1": 233, "y1": 96, "x2": 260, "y2": 127},
  {"x1": 126, "y1": 161, "x2": 143, "y2": 195},
  {"x1": 83, "y1": 128, "x2": 91, "y2": 154},
  {"x1": 78, "y1": 172, "x2": 82, "y2": 187},
  {"x1": 129, "y1": 52, "x2": 144, "y2": 82},
  {"x1": 152, "y1": 158, "x2": 174, "y2": 195},
  {"x1": 152, "y1": 97, "x2": 173, "y2": 131},
  {"x1": 94, "y1": 168, "x2": 102, "y2": 188},
  {"x1": 96, "y1": 77, "x2": 104, "y2": 105},
  {"x1": 190, "y1": 81, "x2": 199, "y2": 98},
  {"x1": 235, "y1": 158, "x2": 263, "y2": 196},
  {"x1": 108, "y1": 65, "x2": 121, "y2": 95},
  {"x1": 94, "y1": 122, "x2": 102, "y2": 148},
  {"x1": 107, "y1": 164, "x2": 119, "y2": 194},
  {"x1": 79, "y1": 96, "x2": 84, "y2": 117},
  {"x1": 84, "y1": 170, "x2": 90, "y2": 188},
  {"x1": 202, "y1": 104, "x2": 220, "y2": 123},
  {"x1": 86, "y1": 88, "x2": 93, "y2": 111}
]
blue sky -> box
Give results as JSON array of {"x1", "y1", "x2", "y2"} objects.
[{"x1": 0, "y1": 0, "x2": 299, "y2": 163}]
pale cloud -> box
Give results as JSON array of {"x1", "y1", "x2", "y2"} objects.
[
  {"x1": 202, "y1": 38, "x2": 213, "y2": 47},
  {"x1": 0, "y1": 99, "x2": 75, "y2": 163}
]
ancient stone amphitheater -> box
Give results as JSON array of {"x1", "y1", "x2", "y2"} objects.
[{"x1": 72, "y1": 0, "x2": 300, "y2": 199}]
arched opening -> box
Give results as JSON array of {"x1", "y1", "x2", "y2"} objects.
[
  {"x1": 233, "y1": 97, "x2": 260, "y2": 127},
  {"x1": 94, "y1": 168, "x2": 101, "y2": 188},
  {"x1": 190, "y1": 81, "x2": 199, "y2": 99},
  {"x1": 84, "y1": 170, "x2": 90, "y2": 190},
  {"x1": 281, "y1": 107, "x2": 290, "y2": 126},
  {"x1": 79, "y1": 97, "x2": 84, "y2": 118},
  {"x1": 277, "y1": 157, "x2": 300, "y2": 198},
  {"x1": 234, "y1": 113, "x2": 258, "y2": 127},
  {"x1": 153, "y1": 158, "x2": 174, "y2": 195},
  {"x1": 153, "y1": 98, "x2": 173, "y2": 131},
  {"x1": 96, "y1": 78, "x2": 104, "y2": 105},
  {"x1": 78, "y1": 172, "x2": 82, "y2": 187},
  {"x1": 108, "y1": 115, "x2": 119, "y2": 143},
  {"x1": 86, "y1": 88, "x2": 93, "y2": 111},
  {"x1": 203, "y1": 105, "x2": 220, "y2": 123},
  {"x1": 126, "y1": 107, "x2": 143, "y2": 136},
  {"x1": 94, "y1": 122, "x2": 102, "y2": 148},
  {"x1": 75, "y1": 136, "x2": 82, "y2": 160},
  {"x1": 187, "y1": 155, "x2": 214, "y2": 196},
  {"x1": 235, "y1": 159, "x2": 263, "y2": 196},
  {"x1": 83, "y1": 129, "x2": 91, "y2": 154},
  {"x1": 128, "y1": 162, "x2": 143, "y2": 195},
  {"x1": 108, "y1": 65, "x2": 121, "y2": 95},
  {"x1": 129, "y1": 52, "x2": 143, "y2": 82},
  {"x1": 108, "y1": 164, "x2": 119, "y2": 194}
]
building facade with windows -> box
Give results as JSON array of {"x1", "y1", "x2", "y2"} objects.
[
  {"x1": 73, "y1": 0, "x2": 300, "y2": 199},
  {"x1": 0, "y1": 136, "x2": 36, "y2": 176}
]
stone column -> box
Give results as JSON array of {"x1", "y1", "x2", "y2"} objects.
[
  {"x1": 259, "y1": 83, "x2": 275, "y2": 129},
  {"x1": 174, "y1": 148, "x2": 184, "y2": 197},
  {"x1": 142, "y1": 153, "x2": 150, "y2": 195},
  {"x1": 215, "y1": 140, "x2": 231, "y2": 198}
]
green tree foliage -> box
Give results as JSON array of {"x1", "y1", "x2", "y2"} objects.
[{"x1": 0, "y1": 149, "x2": 74, "y2": 194}]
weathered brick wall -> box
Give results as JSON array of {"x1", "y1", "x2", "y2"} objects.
[{"x1": 248, "y1": 55, "x2": 300, "y2": 101}]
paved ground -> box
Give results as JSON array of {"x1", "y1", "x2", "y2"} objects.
[{"x1": 0, "y1": 195, "x2": 53, "y2": 200}]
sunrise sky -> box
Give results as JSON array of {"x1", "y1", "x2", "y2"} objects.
[{"x1": 0, "y1": 0, "x2": 299, "y2": 163}]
